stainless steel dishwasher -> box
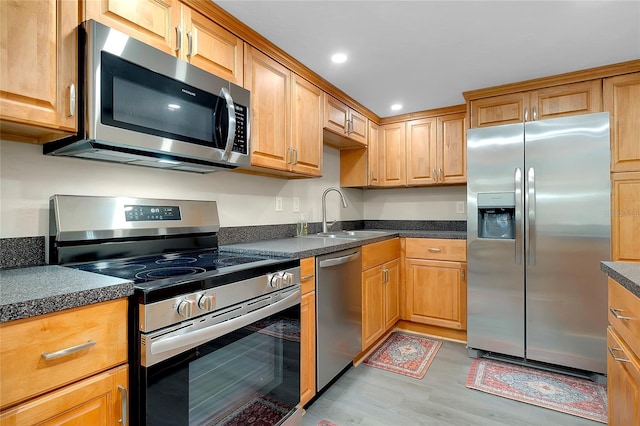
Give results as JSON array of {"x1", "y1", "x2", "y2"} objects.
[{"x1": 316, "y1": 247, "x2": 362, "y2": 391}]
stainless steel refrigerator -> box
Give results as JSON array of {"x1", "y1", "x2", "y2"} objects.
[{"x1": 466, "y1": 112, "x2": 610, "y2": 375}]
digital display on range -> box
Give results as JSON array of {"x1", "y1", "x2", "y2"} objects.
[{"x1": 125, "y1": 205, "x2": 181, "y2": 221}]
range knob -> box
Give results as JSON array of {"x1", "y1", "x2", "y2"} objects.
[
  {"x1": 269, "y1": 274, "x2": 283, "y2": 288},
  {"x1": 177, "y1": 299, "x2": 196, "y2": 318},
  {"x1": 281, "y1": 272, "x2": 294, "y2": 286},
  {"x1": 198, "y1": 294, "x2": 216, "y2": 311}
]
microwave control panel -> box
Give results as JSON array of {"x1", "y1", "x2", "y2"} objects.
[{"x1": 233, "y1": 104, "x2": 248, "y2": 155}]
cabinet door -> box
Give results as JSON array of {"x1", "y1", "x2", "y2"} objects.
[
  {"x1": 244, "y1": 45, "x2": 290, "y2": 172},
  {"x1": 0, "y1": 365, "x2": 128, "y2": 425},
  {"x1": 324, "y1": 94, "x2": 349, "y2": 136},
  {"x1": 405, "y1": 259, "x2": 466, "y2": 330},
  {"x1": 406, "y1": 118, "x2": 437, "y2": 186},
  {"x1": 368, "y1": 121, "x2": 380, "y2": 186},
  {"x1": 83, "y1": 0, "x2": 180, "y2": 55},
  {"x1": 384, "y1": 258, "x2": 400, "y2": 330},
  {"x1": 611, "y1": 172, "x2": 640, "y2": 262},
  {"x1": 605, "y1": 72, "x2": 640, "y2": 172},
  {"x1": 300, "y1": 291, "x2": 316, "y2": 406},
  {"x1": 379, "y1": 122, "x2": 406, "y2": 187},
  {"x1": 607, "y1": 328, "x2": 640, "y2": 426},
  {"x1": 438, "y1": 112, "x2": 467, "y2": 184},
  {"x1": 0, "y1": 0, "x2": 77, "y2": 139},
  {"x1": 291, "y1": 74, "x2": 323, "y2": 176},
  {"x1": 470, "y1": 92, "x2": 529, "y2": 128},
  {"x1": 530, "y1": 80, "x2": 602, "y2": 121},
  {"x1": 348, "y1": 109, "x2": 368, "y2": 145},
  {"x1": 180, "y1": 6, "x2": 243, "y2": 84},
  {"x1": 362, "y1": 265, "x2": 385, "y2": 350}
]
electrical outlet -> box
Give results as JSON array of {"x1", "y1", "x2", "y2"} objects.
[
  {"x1": 275, "y1": 197, "x2": 283, "y2": 212},
  {"x1": 456, "y1": 201, "x2": 465, "y2": 214},
  {"x1": 293, "y1": 197, "x2": 300, "y2": 213}
]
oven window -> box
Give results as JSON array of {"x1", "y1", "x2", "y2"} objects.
[{"x1": 142, "y1": 305, "x2": 300, "y2": 426}]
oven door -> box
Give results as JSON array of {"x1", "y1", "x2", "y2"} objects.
[{"x1": 136, "y1": 288, "x2": 301, "y2": 426}]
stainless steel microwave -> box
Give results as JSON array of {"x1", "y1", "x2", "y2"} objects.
[{"x1": 44, "y1": 20, "x2": 250, "y2": 173}]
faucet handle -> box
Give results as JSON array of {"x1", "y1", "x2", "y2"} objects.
[{"x1": 326, "y1": 219, "x2": 337, "y2": 230}]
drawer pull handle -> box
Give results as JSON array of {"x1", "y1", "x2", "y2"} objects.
[
  {"x1": 610, "y1": 308, "x2": 633, "y2": 320},
  {"x1": 41, "y1": 340, "x2": 96, "y2": 360},
  {"x1": 119, "y1": 385, "x2": 128, "y2": 425},
  {"x1": 428, "y1": 248, "x2": 442, "y2": 253},
  {"x1": 301, "y1": 274, "x2": 315, "y2": 280},
  {"x1": 608, "y1": 346, "x2": 631, "y2": 363}
]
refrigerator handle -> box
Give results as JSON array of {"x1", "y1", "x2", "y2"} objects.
[
  {"x1": 514, "y1": 167, "x2": 523, "y2": 265},
  {"x1": 527, "y1": 167, "x2": 536, "y2": 266}
]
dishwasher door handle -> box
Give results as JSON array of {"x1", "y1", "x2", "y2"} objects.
[{"x1": 318, "y1": 251, "x2": 360, "y2": 268}]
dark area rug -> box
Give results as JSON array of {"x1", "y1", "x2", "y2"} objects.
[
  {"x1": 362, "y1": 331, "x2": 442, "y2": 379},
  {"x1": 466, "y1": 358, "x2": 607, "y2": 423}
]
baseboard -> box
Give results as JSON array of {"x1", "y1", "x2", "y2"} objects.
[{"x1": 394, "y1": 320, "x2": 467, "y2": 343}]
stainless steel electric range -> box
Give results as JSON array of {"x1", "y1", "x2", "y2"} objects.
[{"x1": 49, "y1": 195, "x2": 302, "y2": 426}]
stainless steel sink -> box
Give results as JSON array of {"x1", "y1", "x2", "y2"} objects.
[{"x1": 306, "y1": 230, "x2": 390, "y2": 239}]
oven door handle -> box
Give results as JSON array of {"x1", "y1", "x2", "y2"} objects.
[{"x1": 150, "y1": 288, "x2": 301, "y2": 356}]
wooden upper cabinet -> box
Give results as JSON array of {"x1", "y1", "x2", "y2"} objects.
[
  {"x1": 471, "y1": 92, "x2": 528, "y2": 128},
  {"x1": 438, "y1": 112, "x2": 467, "y2": 184},
  {"x1": 244, "y1": 46, "x2": 321, "y2": 177},
  {"x1": 406, "y1": 118, "x2": 438, "y2": 186},
  {"x1": 291, "y1": 73, "x2": 323, "y2": 176},
  {"x1": 605, "y1": 72, "x2": 640, "y2": 173},
  {"x1": 244, "y1": 45, "x2": 291, "y2": 172},
  {"x1": 323, "y1": 94, "x2": 368, "y2": 148},
  {"x1": 83, "y1": 0, "x2": 180, "y2": 55},
  {"x1": 470, "y1": 80, "x2": 603, "y2": 128},
  {"x1": 368, "y1": 121, "x2": 380, "y2": 186},
  {"x1": 179, "y1": 6, "x2": 243, "y2": 85},
  {"x1": 531, "y1": 80, "x2": 602, "y2": 121},
  {"x1": 0, "y1": 0, "x2": 78, "y2": 142},
  {"x1": 611, "y1": 172, "x2": 640, "y2": 262},
  {"x1": 379, "y1": 122, "x2": 406, "y2": 187}
]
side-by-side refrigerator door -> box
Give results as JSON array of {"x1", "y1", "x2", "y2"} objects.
[
  {"x1": 467, "y1": 123, "x2": 525, "y2": 358},
  {"x1": 524, "y1": 112, "x2": 610, "y2": 374}
]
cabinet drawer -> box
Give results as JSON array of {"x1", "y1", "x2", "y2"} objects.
[
  {"x1": 0, "y1": 299, "x2": 128, "y2": 409},
  {"x1": 300, "y1": 257, "x2": 316, "y2": 294},
  {"x1": 362, "y1": 238, "x2": 400, "y2": 270},
  {"x1": 609, "y1": 278, "x2": 640, "y2": 358},
  {"x1": 405, "y1": 238, "x2": 466, "y2": 261}
]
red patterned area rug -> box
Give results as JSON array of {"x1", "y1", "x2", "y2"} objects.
[
  {"x1": 362, "y1": 331, "x2": 442, "y2": 379},
  {"x1": 466, "y1": 358, "x2": 607, "y2": 423},
  {"x1": 317, "y1": 421, "x2": 338, "y2": 426}
]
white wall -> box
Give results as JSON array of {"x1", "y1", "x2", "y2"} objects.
[
  {"x1": 0, "y1": 141, "x2": 363, "y2": 238},
  {"x1": 0, "y1": 140, "x2": 466, "y2": 238}
]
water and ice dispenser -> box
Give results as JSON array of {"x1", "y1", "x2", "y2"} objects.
[{"x1": 477, "y1": 192, "x2": 515, "y2": 239}]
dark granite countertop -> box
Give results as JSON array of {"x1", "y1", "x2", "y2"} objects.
[
  {"x1": 0, "y1": 265, "x2": 134, "y2": 323},
  {"x1": 601, "y1": 261, "x2": 640, "y2": 299},
  {"x1": 221, "y1": 230, "x2": 466, "y2": 259}
]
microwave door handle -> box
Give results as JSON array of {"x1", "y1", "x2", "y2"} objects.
[{"x1": 219, "y1": 87, "x2": 236, "y2": 161}]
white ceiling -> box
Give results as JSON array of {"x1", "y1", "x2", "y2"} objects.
[{"x1": 214, "y1": 1, "x2": 640, "y2": 118}]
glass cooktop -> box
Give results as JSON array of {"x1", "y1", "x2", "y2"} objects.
[{"x1": 71, "y1": 250, "x2": 273, "y2": 284}]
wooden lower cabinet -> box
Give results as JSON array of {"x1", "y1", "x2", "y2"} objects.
[
  {"x1": 299, "y1": 257, "x2": 316, "y2": 406},
  {"x1": 403, "y1": 238, "x2": 467, "y2": 331},
  {"x1": 361, "y1": 239, "x2": 400, "y2": 351},
  {"x1": 0, "y1": 365, "x2": 128, "y2": 425},
  {"x1": 607, "y1": 277, "x2": 640, "y2": 426},
  {"x1": 0, "y1": 299, "x2": 129, "y2": 424}
]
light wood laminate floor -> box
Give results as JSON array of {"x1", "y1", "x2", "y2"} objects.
[{"x1": 302, "y1": 339, "x2": 602, "y2": 426}]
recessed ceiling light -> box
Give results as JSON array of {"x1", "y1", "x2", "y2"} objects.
[
  {"x1": 331, "y1": 53, "x2": 347, "y2": 64},
  {"x1": 391, "y1": 104, "x2": 403, "y2": 111}
]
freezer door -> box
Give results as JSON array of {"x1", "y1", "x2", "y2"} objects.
[
  {"x1": 467, "y1": 123, "x2": 525, "y2": 358},
  {"x1": 524, "y1": 112, "x2": 610, "y2": 374}
]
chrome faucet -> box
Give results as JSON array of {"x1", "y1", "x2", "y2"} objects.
[{"x1": 322, "y1": 187, "x2": 348, "y2": 233}]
